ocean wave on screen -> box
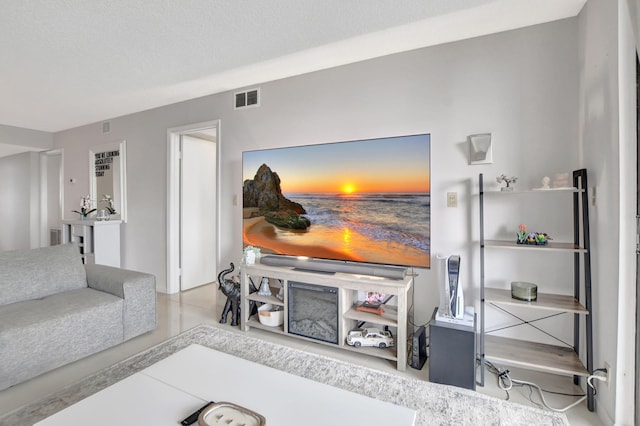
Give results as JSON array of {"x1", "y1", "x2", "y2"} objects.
[{"x1": 287, "y1": 192, "x2": 430, "y2": 252}]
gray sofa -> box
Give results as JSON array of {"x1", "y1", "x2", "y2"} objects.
[{"x1": 0, "y1": 243, "x2": 156, "y2": 391}]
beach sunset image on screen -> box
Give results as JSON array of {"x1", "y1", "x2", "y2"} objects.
[{"x1": 242, "y1": 134, "x2": 431, "y2": 268}]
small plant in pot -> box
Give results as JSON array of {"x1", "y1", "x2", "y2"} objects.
[
  {"x1": 72, "y1": 195, "x2": 96, "y2": 219},
  {"x1": 516, "y1": 224, "x2": 551, "y2": 245},
  {"x1": 497, "y1": 174, "x2": 518, "y2": 192}
]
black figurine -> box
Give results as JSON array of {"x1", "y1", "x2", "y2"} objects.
[{"x1": 218, "y1": 262, "x2": 257, "y2": 326}]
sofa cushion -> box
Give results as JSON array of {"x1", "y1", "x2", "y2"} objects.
[
  {"x1": 0, "y1": 243, "x2": 87, "y2": 305},
  {"x1": 0, "y1": 287, "x2": 124, "y2": 390}
]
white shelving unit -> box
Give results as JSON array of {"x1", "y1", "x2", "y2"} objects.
[
  {"x1": 240, "y1": 262, "x2": 413, "y2": 370},
  {"x1": 61, "y1": 219, "x2": 122, "y2": 267},
  {"x1": 478, "y1": 169, "x2": 594, "y2": 411}
]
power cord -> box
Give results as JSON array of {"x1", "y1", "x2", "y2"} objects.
[{"x1": 486, "y1": 360, "x2": 607, "y2": 412}]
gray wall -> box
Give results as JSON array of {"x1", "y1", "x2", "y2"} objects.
[{"x1": 54, "y1": 18, "x2": 579, "y2": 327}]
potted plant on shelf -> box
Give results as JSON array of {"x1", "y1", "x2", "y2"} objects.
[
  {"x1": 496, "y1": 174, "x2": 518, "y2": 191},
  {"x1": 516, "y1": 224, "x2": 551, "y2": 245},
  {"x1": 72, "y1": 195, "x2": 96, "y2": 219},
  {"x1": 101, "y1": 194, "x2": 116, "y2": 214}
]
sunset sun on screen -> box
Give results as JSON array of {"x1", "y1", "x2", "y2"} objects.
[{"x1": 342, "y1": 184, "x2": 355, "y2": 194}]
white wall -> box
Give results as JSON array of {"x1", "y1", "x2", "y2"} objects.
[
  {"x1": 0, "y1": 124, "x2": 51, "y2": 149},
  {"x1": 0, "y1": 124, "x2": 52, "y2": 251},
  {"x1": 577, "y1": 0, "x2": 637, "y2": 424},
  {"x1": 0, "y1": 151, "x2": 40, "y2": 250}
]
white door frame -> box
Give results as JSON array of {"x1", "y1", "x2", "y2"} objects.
[{"x1": 166, "y1": 120, "x2": 221, "y2": 294}]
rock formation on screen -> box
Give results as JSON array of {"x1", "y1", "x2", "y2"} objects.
[{"x1": 243, "y1": 164, "x2": 310, "y2": 230}]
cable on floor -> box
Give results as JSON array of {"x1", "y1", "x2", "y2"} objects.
[{"x1": 485, "y1": 360, "x2": 607, "y2": 412}]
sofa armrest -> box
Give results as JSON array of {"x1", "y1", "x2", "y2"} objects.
[{"x1": 85, "y1": 264, "x2": 157, "y2": 340}]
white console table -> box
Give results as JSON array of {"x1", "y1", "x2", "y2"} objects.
[
  {"x1": 240, "y1": 262, "x2": 414, "y2": 370},
  {"x1": 61, "y1": 219, "x2": 122, "y2": 267}
]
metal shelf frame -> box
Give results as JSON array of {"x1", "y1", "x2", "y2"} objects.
[{"x1": 479, "y1": 169, "x2": 594, "y2": 411}]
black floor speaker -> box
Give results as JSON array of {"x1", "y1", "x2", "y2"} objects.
[{"x1": 410, "y1": 325, "x2": 427, "y2": 370}]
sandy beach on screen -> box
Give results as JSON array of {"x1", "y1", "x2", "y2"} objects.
[{"x1": 243, "y1": 211, "x2": 430, "y2": 268}]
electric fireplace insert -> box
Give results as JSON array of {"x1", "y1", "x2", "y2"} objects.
[{"x1": 287, "y1": 281, "x2": 338, "y2": 344}]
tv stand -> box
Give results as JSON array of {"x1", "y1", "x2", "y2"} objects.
[
  {"x1": 259, "y1": 255, "x2": 408, "y2": 280},
  {"x1": 240, "y1": 262, "x2": 414, "y2": 370}
]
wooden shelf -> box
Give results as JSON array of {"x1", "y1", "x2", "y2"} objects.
[
  {"x1": 484, "y1": 335, "x2": 589, "y2": 377},
  {"x1": 340, "y1": 343, "x2": 398, "y2": 361},
  {"x1": 246, "y1": 287, "x2": 284, "y2": 306},
  {"x1": 484, "y1": 240, "x2": 586, "y2": 253},
  {"x1": 485, "y1": 288, "x2": 588, "y2": 314},
  {"x1": 246, "y1": 317, "x2": 285, "y2": 334},
  {"x1": 483, "y1": 188, "x2": 581, "y2": 195},
  {"x1": 343, "y1": 305, "x2": 398, "y2": 328}
]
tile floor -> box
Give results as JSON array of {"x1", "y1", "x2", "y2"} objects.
[{"x1": 0, "y1": 284, "x2": 604, "y2": 425}]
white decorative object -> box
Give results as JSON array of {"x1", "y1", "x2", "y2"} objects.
[
  {"x1": 276, "y1": 286, "x2": 284, "y2": 301},
  {"x1": 552, "y1": 172, "x2": 571, "y2": 188},
  {"x1": 257, "y1": 304, "x2": 283, "y2": 327},
  {"x1": 72, "y1": 195, "x2": 96, "y2": 219},
  {"x1": 243, "y1": 246, "x2": 261, "y2": 265},
  {"x1": 496, "y1": 174, "x2": 518, "y2": 192},
  {"x1": 101, "y1": 194, "x2": 116, "y2": 215},
  {"x1": 541, "y1": 176, "x2": 551, "y2": 189},
  {"x1": 95, "y1": 209, "x2": 110, "y2": 221},
  {"x1": 258, "y1": 277, "x2": 271, "y2": 296}
]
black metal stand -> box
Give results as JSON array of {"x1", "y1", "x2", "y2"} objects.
[{"x1": 574, "y1": 169, "x2": 594, "y2": 411}]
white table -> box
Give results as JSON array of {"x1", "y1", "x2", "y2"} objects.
[{"x1": 36, "y1": 344, "x2": 416, "y2": 425}]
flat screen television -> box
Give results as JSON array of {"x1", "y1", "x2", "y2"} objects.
[{"x1": 242, "y1": 134, "x2": 430, "y2": 269}]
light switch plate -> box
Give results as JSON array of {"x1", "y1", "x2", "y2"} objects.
[{"x1": 447, "y1": 192, "x2": 458, "y2": 208}]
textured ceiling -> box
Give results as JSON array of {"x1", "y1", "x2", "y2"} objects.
[{"x1": 1, "y1": 0, "x2": 586, "y2": 135}]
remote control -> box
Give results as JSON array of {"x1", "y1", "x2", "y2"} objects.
[{"x1": 180, "y1": 401, "x2": 215, "y2": 425}]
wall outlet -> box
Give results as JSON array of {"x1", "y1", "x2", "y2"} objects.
[
  {"x1": 447, "y1": 192, "x2": 458, "y2": 208},
  {"x1": 604, "y1": 361, "x2": 611, "y2": 388}
]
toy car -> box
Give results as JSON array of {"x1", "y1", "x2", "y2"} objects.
[{"x1": 346, "y1": 328, "x2": 394, "y2": 348}]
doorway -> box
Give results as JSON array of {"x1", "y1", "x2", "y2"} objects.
[
  {"x1": 167, "y1": 121, "x2": 219, "y2": 293},
  {"x1": 39, "y1": 149, "x2": 63, "y2": 247}
]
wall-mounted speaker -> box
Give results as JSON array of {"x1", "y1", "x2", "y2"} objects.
[{"x1": 468, "y1": 133, "x2": 492, "y2": 164}]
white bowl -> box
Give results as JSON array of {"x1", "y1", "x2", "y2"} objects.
[{"x1": 257, "y1": 304, "x2": 284, "y2": 327}]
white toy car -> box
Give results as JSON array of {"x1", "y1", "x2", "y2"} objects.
[{"x1": 346, "y1": 328, "x2": 394, "y2": 348}]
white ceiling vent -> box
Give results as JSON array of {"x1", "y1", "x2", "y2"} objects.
[
  {"x1": 234, "y1": 88, "x2": 260, "y2": 109},
  {"x1": 102, "y1": 121, "x2": 111, "y2": 134}
]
